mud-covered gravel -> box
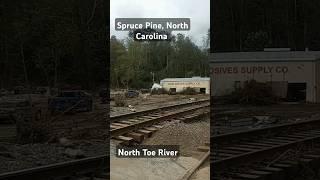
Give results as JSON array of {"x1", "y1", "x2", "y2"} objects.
[{"x1": 143, "y1": 117, "x2": 210, "y2": 156}]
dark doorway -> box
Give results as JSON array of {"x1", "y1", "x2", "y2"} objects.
[
  {"x1": 287, "y1": 83, "x2": 306, "y2": 102},
  {"x1": 169, "y1": 88, "x2": 176, "y2": 93},
  {"x1": 200, "y1": 88, "x2": 206, "y2": 94},
  {"x1": 169, "y1": 88, "x2": 176, "y2": 95}
]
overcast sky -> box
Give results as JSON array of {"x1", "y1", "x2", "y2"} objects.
[{"x1": 110, "y1": 0, "x2": 210, "y2": 47}]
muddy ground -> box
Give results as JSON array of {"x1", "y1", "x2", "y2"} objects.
[
  {"x1": 0, "y1": 93, "x2": 109, "y2": 174},
  {"x1": 212, "y1": 103, "x2": 320, "y2": 135},
  {"x1": 0, "y1": 139, "x2": 108, "y2": 174}
]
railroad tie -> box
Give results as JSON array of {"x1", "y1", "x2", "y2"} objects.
[
  {"x1": 112, "y1": 123, "x2": 129, "y2": 127},
  {"x1": 127, "y1": 119, "x2": 139, "y2": 122},
  {"x1": 144, "y1": 127, "x2": 158, "y2": 132},
  {"x1": 126, "y1": 132, "x2": 145, "y2": 143},
  {"x1": 271, "y1": 162, "x2": 297, "y2": 174},
  {"x1": 118, "y1": 121, "x2": 135, "y2": 125},
  {"x1": 152, "y1": 125, "x2": 163, "y2": 129},
  {"x1": 247, "y1": 170, "x2": 273, "y2": 179},
  {"x1": 110, "y1": 125, "x2": 123, "y2": 129},
  {"x1": 115, "y1": 136, "x2": 134, "y2": 145},
  {"x1": 257, "y1": 167, "x2": 285, "y2": 180},
  {"x1": 136, "y1": 129, "x2": 153, "y2": 137},
  {"x1": 197, "y1": 146, "x2": 210, "y2": 152}
]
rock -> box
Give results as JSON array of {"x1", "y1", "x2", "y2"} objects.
[
  {"x1": 128, "y1": 105, "x2": 134, "y2": 108},
  {"x1": 59, "y1": 137, "x2": 73, "y2": 147},
  {"x1": 188, "y1": 98, "x2": 196, "y2": 102},
  {"x1": 0, "y1": 145, "x2": 9, "y2": 152},
  {"x1": 129, "y1": 108, "x2": 136, "y2": 112},
  {"x1": 36, "y1": 161, "x2": 44, "y2": 166},
  {"x1": 64, "y1": 148, "x2": 85, "y2": 158},
  {"x1": 253, "y1": 116, "x2": 270, "y2": 121},
  {"x1": 128, "y1": 105, "x2": 136, "y2": 112},
  {"x1": 0, "y1": 152, "x2": 15, "y2": 159}
]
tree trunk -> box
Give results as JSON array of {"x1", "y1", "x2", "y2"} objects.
[
  {"x1": 20, "y1": 41, "x2": 29, "y2": 87},
  {"x1": 52, "y1": 48, "x2": 58, "y2": 88}
]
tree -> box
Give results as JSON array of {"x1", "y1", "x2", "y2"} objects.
[{"x1": 110, "y1": 33, "x2": 209, "y2": 89}]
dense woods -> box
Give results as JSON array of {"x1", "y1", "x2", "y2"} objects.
[
  {"x1": 212, "y1": 0, "x2": 320, "y2": 52},
  {"x1": 110, "y1": 32, "x2": 210, "y2": 89},
  {"x1": 0, "y1": 0, "x2": 108, "y2": 90}
]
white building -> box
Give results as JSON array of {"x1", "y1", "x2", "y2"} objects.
[
  {"x1": 210, "y1": 51, "x2": 320, "y2": 103},
  {"x1": 160, "y1": 77, "x2": 210, "y2": 94}
]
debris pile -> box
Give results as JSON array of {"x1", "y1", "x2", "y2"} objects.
[
  {"x1": 228, "y1": 80, "x2": 278, "y2": 105},
  {"x1": 181, "y1": 87, "x2": 198, "y2": 95}
]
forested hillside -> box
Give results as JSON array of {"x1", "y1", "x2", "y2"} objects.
[
  {"x1": 212, "y1": 0, "x2": 320, "y2": 52},
  {"x1": 110, "y1": 33, "x2": 209, "y2": 89},
  {"x1": 0, "y1": 0, "x2": 108, "y2": 90}
]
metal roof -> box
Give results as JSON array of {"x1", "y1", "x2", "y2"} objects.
[
  {"x1": 210, "y1": 51, "x2": 320, "y2": 63},
  {"x1": 160, "y1": 77, "x2": 210, "y2": 82}
]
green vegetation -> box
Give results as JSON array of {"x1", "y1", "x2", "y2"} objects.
[
  {"x1": 0, "y1": 0, "x2": 108, "y2": 90},
  {"x1": 110, "y1": 31, "x2": 210, "y2": 89},
  {"x1": 212, "y1": 0, "x2": 320, "y2": 52}
]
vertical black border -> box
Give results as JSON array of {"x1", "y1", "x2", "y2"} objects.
[
  {"x1": 104, "y1": 0, "x2": 110, "y2": 179},
  {"x1": 210, "y1": 0, "x2": 214, "y2": 54},
  {"x1": 210, "y1": 0, "x2": 213, "y2": 179}
]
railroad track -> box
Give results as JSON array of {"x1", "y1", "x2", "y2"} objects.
[
  {"x1": 110, "y1": 99, "x2": 210, "y2": 143},
  {"x1": 0, "y1": 100, "x2": 209, "y2": 180},
  {"x1": 0, "y1": 155, "x2": 108, "y2": 180},
  {"x1": 110, "y1": 99, "x2": 210, "y2": 122},
  {"x1": 212, "y1": 118, "x2": 320, "y2": 179}
]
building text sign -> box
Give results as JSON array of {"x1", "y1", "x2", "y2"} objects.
[
  {"x1": 167, "y1": 82, "x2": 201, "y2": 86},
  {"x1": 211, "y1": 66, "x2": 289, "y2": 74}
]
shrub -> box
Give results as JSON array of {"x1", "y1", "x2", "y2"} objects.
[
  {"x1": 150, "y1": 88, "x2": 167, "y2": 95},
  {"x1": 114, "y1": 94, "x2": 126, "y2": 107},
  {"x1": 181, "y1": 87, "x2": 197, "y2": 95},
  {"x1": 228, "y1": 80, "x2": 277, "y2": 105}
]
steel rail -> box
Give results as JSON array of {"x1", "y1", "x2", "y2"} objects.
[
  {"x1": 212, "y1": 118, "x2": 320, "y2": 144},
  {"x1": 111, "y1": 102, "x2": 210, "y2": 137},
  {"x1": 212, "y1": 118, "x2": 320, "y2": 172},
  {"x1": 110, "y1": 99, "x2": 210, "y2": 122}
]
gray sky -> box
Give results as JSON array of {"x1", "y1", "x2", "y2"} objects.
[{"x1": 110, "y1": 0, "x2": 210, "y2": 47}]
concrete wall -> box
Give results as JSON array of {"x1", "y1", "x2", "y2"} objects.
[
  {"x1": 210, "y1": 61, "x2": 317, "y2": 102},
  {"x1": 161, "y1": 80, "x2": 210, "y2": 94}
]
